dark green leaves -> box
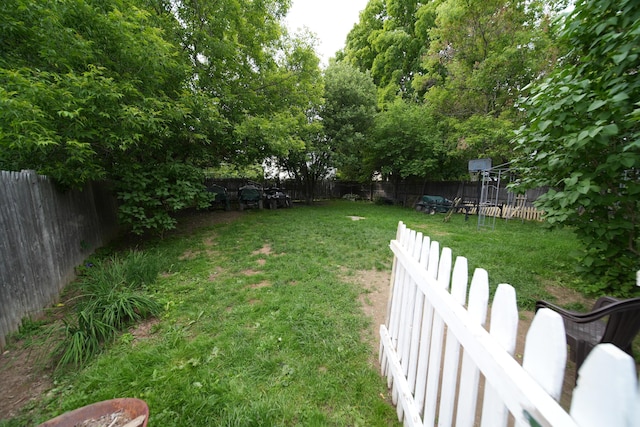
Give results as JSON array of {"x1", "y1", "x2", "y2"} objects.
[{"x1": 513, "y1": 0, "x2": 640, "y2": 294}]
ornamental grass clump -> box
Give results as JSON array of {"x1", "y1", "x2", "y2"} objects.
[{"x1": 54, "y1": 251, "x2": 162, "y2": 369}]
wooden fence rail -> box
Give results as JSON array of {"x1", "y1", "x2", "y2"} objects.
[
  {"x1": 0, "y1": 170, "x2": 118, "y2": 349},
  {"x1": 380, "y1": 222, "x2": 639, "y2": 426}
]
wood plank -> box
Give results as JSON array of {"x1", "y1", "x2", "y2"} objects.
[
  {"x1": 455, "y1": 268, "x2": 489, "y2": 427},
  {"x1": 423, "y1": 247, "x2": 452, "y2": 426},
  {"x1": 380, "y1": 325, "x2": 425, "y2": 427},
  {"x1": 438, "y1": 256, "x2": 469, "y2": 427},
  {"x1": 480, "y1": 284, "x2": 518, "y2": 427},
  {"x1": 522, "y1": 309, "x2": 567, "y2": 401},
  {"x1": 570, "y1": 344, "x2": 639, "y2": 427}
]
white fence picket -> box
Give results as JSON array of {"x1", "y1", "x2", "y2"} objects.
[
  {"x1": 422, "y1": 247, "x2": 452, "y2": 426},
  {"x1": 413, "y1": 240, "x2": 440, "y2": 416},
  {"x1": 522, "y1": 308, "x2": 567, "y2": 401},
  {"x1": 455, "y1": 268, "x2": 489, "y2": 427},
  {"x1": 570, "y1": 344, "x2": 639, "y2": 427},
  {"x1": 480, "y1": 284, "x2": 519, "y2": 427},
  {"x1": 379, "y1": 223, "x2": 639, "y2": 427},
  {"x1": 380, "y1": 222, "x2": 405, "y2": 375},
  {"x1": 395, "y1": 229, "x2": 421, "y2": 420},
  {"x1": 437, "y1": 256, "x2": 469, "y2": 427},
  {"x1": 407, "y1": 235, "x2": 431, "y2": 393}
]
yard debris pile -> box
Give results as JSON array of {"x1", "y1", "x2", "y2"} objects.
[{"x1": 73, "y1": 411, "x2": 145, "y2": 427}]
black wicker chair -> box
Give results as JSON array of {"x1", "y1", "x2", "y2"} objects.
[{"x1": 535, "y1": 296, "x2": 640, "y2": 381}]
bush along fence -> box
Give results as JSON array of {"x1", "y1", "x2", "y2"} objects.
[
  {"x1": 380, "y1": 222, "x2": 639, "y2": 427},
  {"x1": 0, "y1": 170, "x2": 119, "y2": 349}
]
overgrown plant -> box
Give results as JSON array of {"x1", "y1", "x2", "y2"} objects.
[
  {"x1": 54, "y1": 251, "x2": 163, "y2": 368},
  {"x1": 513, "y1": 0, "x2": 640, "y2": 295},
  {"x1": 115, "y1": 162, "x2": 212, "y2": 235}
]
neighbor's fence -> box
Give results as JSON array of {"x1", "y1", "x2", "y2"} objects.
[
  {"x1": 460, "y1": 204, "x2": 544, "y2": 222},
  {"x1": 380, "y1": 222, "x2": 639, "y2": 426},
  {"x1": 206, "y1": 177, "x2": 547, "y2": 218},
  {"x1": 0, "y1": 170, "x2": 119, "y2": 349}
]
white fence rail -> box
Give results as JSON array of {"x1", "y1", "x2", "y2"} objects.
[{"x1": 380, "y1": 222, "x2": 639, "y2": 427}]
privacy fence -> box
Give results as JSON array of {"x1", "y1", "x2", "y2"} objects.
[
  {"x1": 381, "y1": 222, "x2": 639, "y2": 426},
  {"x1": 0, "y1": 170, "x2": 119, "y2": 349},
  {"x1": 208, "y1": 178, "x2": 546, "y2": 216}
]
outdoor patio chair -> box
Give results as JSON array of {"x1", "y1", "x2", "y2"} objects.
[{"x1": 535, "y1": 296, "x2": 640, "y2": 380}]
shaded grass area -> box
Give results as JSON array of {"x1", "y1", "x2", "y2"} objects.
[{"x1": 2, "y1": 201, "x2": 588, "y2": 426}]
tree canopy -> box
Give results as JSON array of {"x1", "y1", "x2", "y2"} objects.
[
  {"x1": 0, "y1": 0, "x2": 321, "y2": 234},
  {"x1": 336, "y1": 0, "x2": 566, "y2": 181},
  {"x1": 513, "y1": 0, "x2": 640, "y2": 294},
  {"x1": 321, "y1": 62, "x2": 377, "y2": 182}
]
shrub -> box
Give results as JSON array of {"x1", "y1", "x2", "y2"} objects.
[{"x1": 54, "y1": 251, "x2": 162, "y2": 368}]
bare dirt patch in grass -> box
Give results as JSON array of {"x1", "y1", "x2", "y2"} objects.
[
  {"x1": 0, "y1": 341, "x2": 53, "y2": 419},
  {"x1": 242, "y1": 269, "x2": 260, "y2": 276},
  {"x1": 252, "y1": 244, "x2": 273, "y2": 256},
  {"x1": 344, "y1": 269, "x2": 390, "y2": 368},
  {"x1": 129, "y1": 318, "x2": 160, "y2": 343},
  {"x1": 544, "y1": 282, "x2": 594, "y2": 308},
  {"x1": 179, "y1": 249, "x2": 199, "y2": 260},
  {"x1": 248, "y1": 281, "x2": 271, "y2": 290},
  {"x1": 203, "y1": 235, "x2": 217, "y2": 247},
  {"x1": 208, "y1": 267, "x2": 223, "y2": 282}
]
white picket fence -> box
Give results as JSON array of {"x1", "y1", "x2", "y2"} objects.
[{"x1": 380, "y1": 222, "x2": 639, "y2": 427}]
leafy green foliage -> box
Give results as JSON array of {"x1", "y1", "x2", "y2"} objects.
[
  {"x1": 513, "y1": 0, "x2": 640, "y2": 294},
  {"x1": 420, "y1": 0, "x2": 564, "y2": 117},
  {"x1": 54, "y1": 251, "x2": 163, "y2": 368},
  {"x1": 0, "y1": 0, "x2": 322, "y2": 235},
  {"x1": 0, "y1": 0, "x2": 190, "y2": 187},
  {"x1": 322, "y1": 62, "x2": 378, "y2": 181},
  {"x1": 368, "y1": 100, "x2": 449, "y2": 180},
  {"x1": 339, "y1": 0, "x2": 566, "y2": 180},
  {"x1": 341, "y1": 0, "x2": 423, "y2": 103},
  {"x1": 116, "y1": 162, "x2": 210, "y2": 235},
  {"x1": 266, "y1": 34, "x2": 329, "y2": 203}
]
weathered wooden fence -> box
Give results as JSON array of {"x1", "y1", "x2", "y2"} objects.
[
  {"x1": 380, "y1": 222, "x2": 639, "y2": 426},
  {"x1": 469, "y1": 205, "x2": 544, "y2": 222},
  {"x1": 206, "y1": 177, "x2": 547, "y2": 216},
  {"x1": 0, "y1": 170, "x2": 119, "y2": 349}
]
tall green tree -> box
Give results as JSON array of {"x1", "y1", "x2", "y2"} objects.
[
  {"x1": 341, "y1": 0, "x2": 424, "y2": 105},
  {"x1": 322, "y1": 62, "x2": 377, "y2": 181},
  {"x1": 0, "y1": 0, "x2": 217, "y2": 234},
  {"x1": 368, "y1": 100, "x2": 448, "y2": 183},
  {"x1": 340, "y1": 0, "x2": 566, "y2": 178},
  {"x1": 160, "y1": 0, "x2": 293, "y2": 164},
  {"x1": 0, "y1": 0, "x2": 309, "y2": 234},
  {"x1": 513, "y1": 0, "x2": 640, "y2": 295},
  {"x1": 0, "y1": 0, "x2": 190, "y2": 187},
  {"x1": 266, "y1": 33, "x2": 327, "y2": 204}
]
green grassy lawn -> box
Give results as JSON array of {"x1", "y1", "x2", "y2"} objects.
[{"x1": 1, "y1": 201, "x2": 589, "y2": 426}]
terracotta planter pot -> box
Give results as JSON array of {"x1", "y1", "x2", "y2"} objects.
[{"x1": 37, "y1": 398, "x2": 148, "y2": 427}]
